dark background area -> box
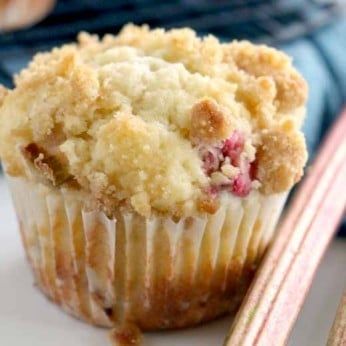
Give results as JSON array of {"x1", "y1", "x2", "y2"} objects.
[{"x1": 0, "y1": 0, "x2": 343, "y2": 87}]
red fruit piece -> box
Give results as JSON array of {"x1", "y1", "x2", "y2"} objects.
[
  {"x1": 222, "y1": 131, "x2": 244, "y2": 165},
  {"x1": 232, "y1": 173, "x2": 252, "y2": 197}
]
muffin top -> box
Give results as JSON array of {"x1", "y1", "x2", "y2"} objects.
[{"x1": 0, "y1": 24, "x2": 308, "y2": 217}]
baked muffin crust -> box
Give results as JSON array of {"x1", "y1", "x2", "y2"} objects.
[{"x1": 0, "y1": 24, "x2": 308, "y2": 216}]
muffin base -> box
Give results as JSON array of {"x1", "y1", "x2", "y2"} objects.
[{"x1": 7, "y1": 176, "x2": 287, "y2": 330}]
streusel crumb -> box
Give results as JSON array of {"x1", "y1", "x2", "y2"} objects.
[{"x1": 0, "y1": 24, "x2": 308, "y2": 216}]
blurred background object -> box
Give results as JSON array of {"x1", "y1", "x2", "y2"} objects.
[
  {"x1": 0, "y1": 0, "x2": 55, "y2": 32},
  {"x1": 0, "y1": 0, "x2": 343, "y2": 47}
]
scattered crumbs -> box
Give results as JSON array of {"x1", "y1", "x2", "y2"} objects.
[{"x1": 109, "y1": 323, "x2": 143, "y2": 346}]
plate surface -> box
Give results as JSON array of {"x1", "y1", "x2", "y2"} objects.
[{"x1": 0, "y1": 177, "x2": 233, "y2": 346}]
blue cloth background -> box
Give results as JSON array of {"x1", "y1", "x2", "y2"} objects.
[
  {"x1": 282, "y1": 19, "x2": 345, "y2": 154},
  {"x1": 281, "y1": 19, "x2": 346, "y2": 235}
]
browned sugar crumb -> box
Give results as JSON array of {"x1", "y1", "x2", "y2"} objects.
[
  {"x1": 109, "y1": 323, "x2": 143, "y2": 346},
  {"x1": 225, "y1": 41, "x2": 308, "y2": 113},
  {"x1": 190, "y1": 98, "x2": 232, "y2": 142},
  {"x1": 256, "y1": 129, "x2": 308, "y2": 194},
  {"x1": 235, "y1": 76, "x2": 277, "y2": 128},
  {"x1": 274, "y1": 71, "x2": 308, "y2": 113},
  {"x1": 197, "y1": 193, "x2": 219, "y2": 214}
]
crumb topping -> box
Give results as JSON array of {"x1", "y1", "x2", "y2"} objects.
[
  {"x1": 256, "y1": 128, "x2": 307, "y2": 194},
  {"x1": 0, "y1": 24, "x2": 308, "y2": 217},
  {"x1": 190, "y1": 98, "x2": 232, "y2": 142},
  {"x1": 109, "y1": 323, "x2": 142, "y2": 346}
]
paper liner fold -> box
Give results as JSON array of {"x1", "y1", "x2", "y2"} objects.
[{"x1": 7, "y1": 177, "x2": 286, "y2": 330}]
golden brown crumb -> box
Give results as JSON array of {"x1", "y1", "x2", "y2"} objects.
[
  {"x1": 197, "y1": 195, "x2": 219, "y2": 214},
  {"x1": 274, "y1": 71, "x2": 308, "y2": 113},
  {"x1": 109, "y1": 323, "x2": 143, "y2": 346},
  {"x1": 256, "y1": 129, "x2": 308, "y2": 194},
  {"x1": 190, "y1": 98, "x2": 232, "y2": 142},
  {"x1": 235, "y1": 76, "x2": 277, "y2": 127},
  {"x1": 225, "y1": 41, "x2": 308, "y2": 113}
]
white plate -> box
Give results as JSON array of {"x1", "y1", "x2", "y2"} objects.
[{"x1": 0, "y1": 177, "x2": 233, "y2": 346}]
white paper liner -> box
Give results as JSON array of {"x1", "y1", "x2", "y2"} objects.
[{"x1": 6, "y1": 176, "x2": 287, "y2": 330}]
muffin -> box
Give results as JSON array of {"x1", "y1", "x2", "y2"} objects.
[{"x1": 0, "y1": 24, "x2": 308, "y2": 330}]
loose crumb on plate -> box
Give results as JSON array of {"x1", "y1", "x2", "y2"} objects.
[{"x1": 109, "y1": 323, "x2": 143, "y2": 346}]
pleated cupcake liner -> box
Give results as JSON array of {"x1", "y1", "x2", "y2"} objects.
[{"x1": 6, "y1": 176, "x2": 287, "y2": 330}]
